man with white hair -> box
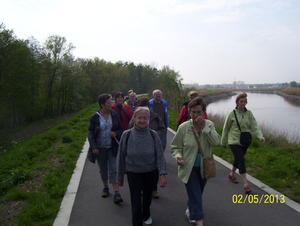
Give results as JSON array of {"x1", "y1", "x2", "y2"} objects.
[{"x1": 149, "y1": 89, "x2": 169, "y2": 199}]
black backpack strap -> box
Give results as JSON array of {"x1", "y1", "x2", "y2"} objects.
[
  {"x1": 126, "y1": 129, "x2": 131, "y2": 147},
  {"x1": 149, "y1": 129, "x2": 156, "y2": 141},
  {"x1": 149, "y1": 129, "x2": 158, "y2": 160}
]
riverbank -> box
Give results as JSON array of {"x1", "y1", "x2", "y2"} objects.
[
  {"x1": 203, "y1": 91, "x2": 236, "y2": 105},
  {"x1": 276, "y1": 91, "x2": 300, "y2": 104}
]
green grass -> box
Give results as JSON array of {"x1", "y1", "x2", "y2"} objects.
[{"x1": 0, "y1": 102, "x2": 99, "y2": 226}]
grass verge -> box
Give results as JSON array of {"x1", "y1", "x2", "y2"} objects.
[{"x1": 0, "y1": 102, "x2": 99, "y2": 226}]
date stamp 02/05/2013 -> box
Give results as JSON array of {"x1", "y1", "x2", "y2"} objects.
[{"x1": 232, "y1": 194, "x2": 285, "y2": 204}]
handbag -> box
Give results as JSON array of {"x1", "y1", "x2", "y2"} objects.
[
  {"x1": 190, "y1": 121, "x2": 216, "y2": 180},
  {"x1": 233, "y1": 110, "x2": 252, "y2": 146}
]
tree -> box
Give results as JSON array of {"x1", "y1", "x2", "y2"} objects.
[
  {"x1": 39, "y1": 35, "x2": 75, "y2": 117},
  {"x1": 153, "y1": 65, "x2": 184, "y2": 112},
  {"x1": 0, "y1": 23, "x2": 40, "y2": 128},
  {"x1": 289, "y1": 81, "x2": 297, "y2": 87}
]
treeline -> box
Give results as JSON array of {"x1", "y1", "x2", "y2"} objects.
[{"x1": 0, "y1": 23, "x2": 184, "y2": 131}]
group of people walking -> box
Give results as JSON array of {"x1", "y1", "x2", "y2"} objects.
[
  {"x1": 88, "y1": 89, "x2": 168, "y2": 226},
  {"x1": 87, "y1": 90, "x2": 265, "y2": 226}
]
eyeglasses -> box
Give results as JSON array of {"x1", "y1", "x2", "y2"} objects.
[{"x1": 136, "y1": 116, "x2": 149, "y2": 120}]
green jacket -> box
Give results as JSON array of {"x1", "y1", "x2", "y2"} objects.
[
  {"x1": 170, "y1": 119, "x2": 221, "y2": 183},
  {"x1": 221, "y1": 108, "x2": 264, "y2": 146}
]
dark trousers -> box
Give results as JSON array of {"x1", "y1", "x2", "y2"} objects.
[
  {"x1": 229, "y1": 145, "x2": 249, "y2": 174},
  {"x1": 153, "y1": 167, "x2": 159, "y2": 191},
  {"x1": 127, "y1": 170, "x2": 155, "y2": 226}
]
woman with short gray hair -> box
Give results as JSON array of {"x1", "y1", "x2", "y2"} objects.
[{"x1": 117, "y1": 107, "x2": 167, "y2": 226}]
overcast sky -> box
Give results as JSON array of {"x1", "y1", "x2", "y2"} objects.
[{"x1": 1, "y1": 0, "x2": 300, "y2": 85}]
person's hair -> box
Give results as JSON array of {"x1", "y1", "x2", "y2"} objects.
[
  {"x1": 153, "y1": 89, "x2": 162, "y2": 95},
  {"x1": 98, "y1": 94, "x2": 111, "y2": 108},
  {"x1": 236, "y1": 92, "x2": 247, "y2": 105},
  {"x1": 137, "y1": 97, "x2": 150, "y2": 107},
  {"x1": 128, "y1": 89, "x2": 133, "y2": 95},
  {"x1": 129, "y1": 92, "x2": 136, "y2": 97},
  {"x1": 188, "y1": 97, "x2": 207, "y2": 112},
  {"x1": 133, "y1": 107, "x2": 150, "y2": 118},
  {"x1": 115, "y1": 92, "x2": 124, "y2": 99},
  {"x1": 188, "y1": 91, "x2": 199, "y2": 98},
  {"x1": 111, "y1": 91, "x2": 117, "y2": 100}
]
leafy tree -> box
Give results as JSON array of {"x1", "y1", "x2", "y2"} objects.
[
  {"x1": 39, "y1": 35, "x2": 75, "y2": 116},
  {"x1": 126, "y1": 62, "x2": 138, "y2": 92},
  {"x1": 289, "y1": 81, "x2": 297, "y2": 87},
  {"x1": 141, "y1": 65, "x2": 157, "y2": 93},
  {"x1": 0, "y1": 23, "x2": 40, "y2": 128},
  {"x1": 152, "y1": 65, "x2": 184, "y2": 112}
]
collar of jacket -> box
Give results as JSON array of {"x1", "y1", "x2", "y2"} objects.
[{"x1": 235, "y1": 107, "x2": 248, "y2": 113}]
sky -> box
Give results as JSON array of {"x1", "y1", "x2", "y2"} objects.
[{"x1": 1, "y1": 0, "x2": 300, "y2": 85}]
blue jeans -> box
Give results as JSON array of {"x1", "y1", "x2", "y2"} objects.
[
  {"x1": 95, "y1": 148, "x2": 117, "y2": 183},
  {"x1": 185, "y1": 167, "x2": 207, "y2": 221}
]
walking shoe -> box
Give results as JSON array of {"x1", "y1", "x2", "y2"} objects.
[
  {"x1": 244, "y1": 185, "x2": 252, "y2": 194},
  {"x1": 113, "y1": 193, "x2": 123, "y2": 203},
  {"x1": 185, "y1": 208, "x2": 196, "y2": 225},
  {"x1": 144, "y1": 216, "x2": 152, "y2": 225},
  {"x1": 101, "y1": 187, "x2": 109, "y2": 198},
  {"x1": 152, "y1": 191, "x2": 159, "y2": 199},
  {"x1": 229, "y1": 174, "x2": 238, "y2": 184}
]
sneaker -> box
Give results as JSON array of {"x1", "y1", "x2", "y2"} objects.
[
  {"x1": 244, "y1": 185, "x2": 252, "y2": 194},
  {"x1": 152, "y1": 191, "x2": 159, "y2": 199},
  {"x1": 185, "y1": 208, "x2": 196, "y2": 225},
  {"x1": 101, "y1": 187, "x2": 109, "y2": 198},
  {"x1": 114, "y1": 193, "x2": 123, "y2": 203},
  {"x1": 229, "y1": 174, "x2": 238, "y2": 184},
  {"x1": 144, "y1": 216, "x2": 152, "y2": 225}
]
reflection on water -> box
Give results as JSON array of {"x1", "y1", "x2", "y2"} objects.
[{"x1": 207, "y1": 92, "x2": 300, "y2": 141}]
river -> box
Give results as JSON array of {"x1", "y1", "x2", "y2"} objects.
[{"x1": 207, "y1": 92, "x2": 300, "y2": 142}]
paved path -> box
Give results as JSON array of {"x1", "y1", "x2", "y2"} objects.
[{"x1": 54, "y1": 130, "x2": 300, "y2": 226}]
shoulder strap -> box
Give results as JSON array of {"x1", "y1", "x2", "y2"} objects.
[
  {"x1": 126, "y1": 129, "x2": 131, "y2": 147},
  {"x1": 189, "y1": 120, "x2": 204, "y2": 158},
  {"x1": 149, "y1": 129, "x2": 157, "y2": 160},
  {"x1": 149, "y1": 129, "x2": 156, "y2": 141},
  {"x1": 233, "y1": 110, "x2": 242, "y2": 132},
  {"x1": 124, "y1": 129, "x2": 131, "y2": 157}
]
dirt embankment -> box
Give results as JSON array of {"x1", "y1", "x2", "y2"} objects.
[{"x1": 276, "y1": 91, "x2": 300, "y2": 104}]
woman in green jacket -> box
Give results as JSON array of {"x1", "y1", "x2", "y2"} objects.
[
  {"x1": 171, "y1": 97, "x2": 221, "y2": 226},
  {"x1": 221, "y1": 92, "x2": 265, "y2": 194}
]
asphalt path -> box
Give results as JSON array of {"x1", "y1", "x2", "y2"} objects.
[{"x1": 66, "y1": 130, "x2": 300, "y2": 226}]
